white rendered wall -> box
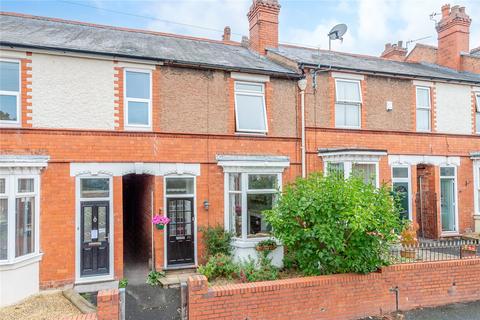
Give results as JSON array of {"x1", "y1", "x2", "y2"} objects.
[
  {"x1": 0, "y1": 260, "x2": 40, "y2": 307},
  {"x1": 435, "y1": 83, "x2": 471, "y2": 134},
  {"x1": 31, "y1": 53, "x2": 115, "y2": 129},
  {"x1": 232, "y1": 240, "x2": 284, "y2": 268}
]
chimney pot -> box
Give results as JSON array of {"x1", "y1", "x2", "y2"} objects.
[
  {"x1": 380, "y1": 40, "x2": 407, "y2": 61},
  {"x1": 222, "y1": 26, "x2": 231, "y2": 41},
  {"x1": 441, "y1": 4, "x2": 450, "y2": 18}
]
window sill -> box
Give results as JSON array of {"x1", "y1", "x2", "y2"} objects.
[
  {"x1": 335, "y1": 126, "x2": 361, "y2": 130},
  {"x1": 124, "y1": 126, "x2": 152, "y2": 132},
  {"x1": 0, "y1": 122, "x2": 22, "y2": 128},
  {"x1": 234, "y1": 132, "x2": 267, "y2": 137},
  {"x1": 0, "y1": 252, "x2": 43, "y2": 271}
]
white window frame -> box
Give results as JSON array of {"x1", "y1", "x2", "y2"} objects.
[
  {"x1": 124, "y1": 68, "x2": 152, "y2": 130},
  {"x1": 75, "y1": 175, "x2": 114, "y2": 283},
  {"x1": 475, "y1": 93, "x2": 480, "y2": 134},
  {"x1": 334, "y1": 78, "x2": 362, "y2": 129},
  {"x1": 0, "y1": 175, "x2": 40, "y2": 265},
  {"x1": 234, "y1": 81, "x2": 268, "y2": 134},
  {"x1": 0, "y1": 58, "x2": 21, "y2": 127},
  {"x1": 225, "y1": 172, "x2": 281, "y2": 240},
  {"x1": 416, "y1": 86, "x2": 431, "y2": 132},
  {"x1": 439, "y1": 165, "x2": 459, "y2": 235},
  {"x1": 391, "y1": 166, "x2": 412, "y2": 220},
  {"x1": 163, "y1": 175, "x2": 197, "y2": 269}
]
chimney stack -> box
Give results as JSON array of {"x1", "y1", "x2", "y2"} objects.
[
  {"x1": 247, "y1": 0, "x2": 281, "y2": 55},
  {"x1": 436, "y1": 4, "x2": 471, "y2": 70},
  {"x1": 381, "y1": 41, "x2": 407, "y2": 61},
  {"x1": 222, "y1": 26, "x2": 231, "y2": 42}
]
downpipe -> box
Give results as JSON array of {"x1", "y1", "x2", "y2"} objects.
[
  {"x1": 389, "y1": 286, "x2": 399, "y2": 313},
  {"x1": 297, "y1": 78, "x2": 307, "y2": 178}
]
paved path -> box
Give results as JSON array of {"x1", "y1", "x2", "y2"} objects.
[{"x1": 125, "y1": 284, "x2": 180, "y2": 320}]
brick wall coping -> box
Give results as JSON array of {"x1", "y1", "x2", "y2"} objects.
[{"x1": 190, "y1": 258, "x2": 480, "y2": 298}]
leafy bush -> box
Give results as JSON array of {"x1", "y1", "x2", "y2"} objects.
[
  {"x1": 201, "y1": 226, "x2": 234, "y2": 257},
  {"x1": 198, "y1": 253, "x2": 238, "y2": 280},
  {"x1": 264, "y1": 173, "x2": 402, "y2": 275},
  {"x1": 146, "y1": 270, "x2": 165, "y2": 286},
  {"x1": 118, "y1": 278, "x2": 128, "y2": 288},
  {"x1": 237, "y1": 255, "x2": 279, "y2": 283}
]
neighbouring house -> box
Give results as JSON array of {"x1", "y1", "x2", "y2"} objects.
[{"x1": 0, "y1": 0, "x2": 479, "y2": 307}]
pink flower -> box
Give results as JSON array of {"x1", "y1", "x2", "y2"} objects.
[{"x1": 152, "y1": 215, "x2": 170, "y2": 225}]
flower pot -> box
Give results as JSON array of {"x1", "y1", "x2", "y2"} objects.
[
  {"x1": 256, "y1": 244, "x2": 277, "y2": 252},
  {"x1": 461, "y1": 248, "x2": 477, "y2": 258},
  {"x1": 400, "y1": 248, "x2": 416, "y2": 259},
  {"x1": 155, "y1": 224, "x2": 165, "y2": 230}
]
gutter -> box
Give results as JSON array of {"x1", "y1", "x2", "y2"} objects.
[
  {"x1": 299, "y1": 62, "x2": 480, "y2": 86},
  {"x1": 0, "y1": 42, "x2": 302, "y2": 79}
]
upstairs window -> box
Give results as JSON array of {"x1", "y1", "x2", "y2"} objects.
[
  {"x1": 234, "y1": 81, "x2": 267, "y2": 133},
  {"x1": 335, "y1": 79, "x2": 362, "y2": 128},
  {"x1": 476, "y1": 93, "x2": 480, "y2": 134},
  {"x1": 125, "y1": 70, "x2": 151, "y2": 129},
  {"x1": 0, "y1": 60, "x2": 20, "y2": 125},
  {"x1": 416, "y1": 86, "x2": 431, "y2": 132}
]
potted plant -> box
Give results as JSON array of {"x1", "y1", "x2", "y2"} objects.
[
  {"x1": 152, "y1": 215, "x2": 170, "y2": 230},
  {"x1": 255, "y1": 239, "x2": 277, "y2": 252},
  {"x1": 400, "y1": 221, "x2": 419, "y2": 259},
  {"x1": 461, "y1": 243, "x2": 478, "y2": 258}
]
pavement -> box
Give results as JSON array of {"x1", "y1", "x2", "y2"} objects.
[
  {"x1": 361, "y1": 300, "x2": 480, "y2": 320},
  {"x1": 402, "y1": 301, "x2": 480, "y2": 320}
]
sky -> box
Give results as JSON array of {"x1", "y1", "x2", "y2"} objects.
[{"x1": 1, "y1": 0, "x2": 479, "y2": 56}]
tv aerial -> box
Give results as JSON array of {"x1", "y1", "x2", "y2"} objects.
[{"x1": 327, "y1": 24, "x2": 347, "y2": 50}]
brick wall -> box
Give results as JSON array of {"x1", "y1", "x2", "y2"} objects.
[
  {"x1": 63, "y1": 289, "x2": 120, "y2": 320},
  {"x1": 188, "y1": 259, "x2": 480, "y2": 320}
]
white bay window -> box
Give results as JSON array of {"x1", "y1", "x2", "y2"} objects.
[
  {"x1": 228, "y1": 173, "x2": 279, "y2": 238},
  {"x1": 0, "y1": 155, "x2": 47, "y2": 265},
  {"x1": 218, "y1": 155, "x2": 288, "y2": 268},
  {"x1": 321, "y1": 149, "x2": 386, "y2": 187}
]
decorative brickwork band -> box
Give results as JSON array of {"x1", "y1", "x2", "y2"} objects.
[
  {"x1": 21, "y1": 54, "x2": 33, "y2": 127},
  {"x1": 113, "y1": 64, "x2": 124, "y2": 130}
]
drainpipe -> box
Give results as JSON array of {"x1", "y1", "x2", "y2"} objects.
[{"x1": 298, "y1": 78, "x2": 308, "y2": 178}]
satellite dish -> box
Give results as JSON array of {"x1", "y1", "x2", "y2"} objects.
[{"x1": 327, "y1": 24, "x2": 347, "y2": 50}]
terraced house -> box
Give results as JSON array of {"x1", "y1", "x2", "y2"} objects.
[{"x1": 0, "y1": 0, "x2": 479, "y2": 307}]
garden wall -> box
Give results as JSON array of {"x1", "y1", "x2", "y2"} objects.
[{"x1": 188, "y1": 258, "x2": 480, "y2": 320}]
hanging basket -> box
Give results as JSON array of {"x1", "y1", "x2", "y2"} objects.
[{"x1": 155, "y1": 224, "x2": 165, "y2": 230}]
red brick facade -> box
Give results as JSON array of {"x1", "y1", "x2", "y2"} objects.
[{"x1": 188, "y1": 259, "x2": 480, "y2": 320}]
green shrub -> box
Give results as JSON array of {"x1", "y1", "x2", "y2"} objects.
[
  {"x1": 201, "y1": 226, "x2": 234, "y2": 257},
  {"x1": 198, "y1": 253, "x2": 238, "y2": 280},
  {"x1": 118, "y1": 278, "x2": 128, "y2": 288},
  {"x1": 146, "y1": 270, "x2": 165, "y2": 286},
  {"x1": 264, "y1": 173, "x2": 402, "y2": 275},
  {"x1": 237, "y1": 256, "x2": 279, "y2": 283}
]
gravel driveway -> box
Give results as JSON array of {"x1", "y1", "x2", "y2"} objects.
[{"x1": 0, "y1": 292, "x2": 81, "y2": 320}]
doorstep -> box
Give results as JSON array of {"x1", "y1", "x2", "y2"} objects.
[
  {"x1": 74, "y1": 280, "x2": 119, "y2": 293},
  {"x1": 159, "y1": 268, "x2": 198, "y2": 288}
]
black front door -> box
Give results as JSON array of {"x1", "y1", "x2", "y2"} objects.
[
  {"x1": 166, "y1": 198, "x2": 194, "y2": 265},
  {"x1": 81, "y1": 201, "x2": 110, "y2": 276}
]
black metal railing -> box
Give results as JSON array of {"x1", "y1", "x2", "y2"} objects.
[{"x1": 389, "y1": 239, "x2": 480, "y2": 264}]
